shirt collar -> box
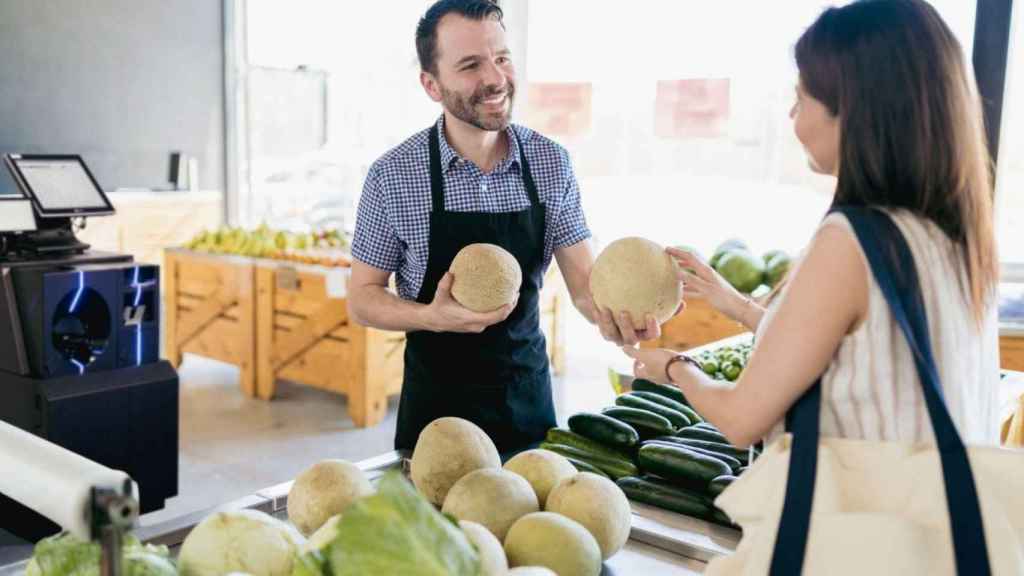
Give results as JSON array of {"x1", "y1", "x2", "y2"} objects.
[{"x1": 436, "y1": 115, "x2": 521, "y2": 175}]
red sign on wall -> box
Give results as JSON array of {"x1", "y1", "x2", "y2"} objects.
[
  {"x1": 526, "y1": 82, "x2": 593, "y2": 137},
  {"x1": 654, "y1": 78, "x2": 730, "y2": 139}
]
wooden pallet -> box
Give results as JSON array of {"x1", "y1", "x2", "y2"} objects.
[
  {"x1": 254, "y1": 263, "x2": 405, "y2": 427},
  {"x1": 164, "y1": 250, "x2": 258, "y2": 395}
]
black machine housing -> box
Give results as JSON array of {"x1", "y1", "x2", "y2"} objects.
[{"x1": 0, "y1": 155, "x2": 179, "y2": 542}]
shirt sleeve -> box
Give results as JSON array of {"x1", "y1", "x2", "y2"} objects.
[
  {"x1": 351, "y1": 162, "x2": 402, "y2": 271},
  {"x1": 551, "y1": 149, "x2": 592, "y2": 250}
]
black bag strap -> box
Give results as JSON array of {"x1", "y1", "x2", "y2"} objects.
[{"x1": 770, "y1": 206, "x2": 991, "y2": 575}]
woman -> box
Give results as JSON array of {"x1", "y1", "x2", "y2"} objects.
[{"x1": 624, "y1": 0, "x2": 1001, "y2": 447}]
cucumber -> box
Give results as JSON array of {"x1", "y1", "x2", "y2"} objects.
[
  {"x1": 644, "y1": 440, "x2": 742, "y2": 475},
  {"x1": 710, "y1": 508, "x2": 738, "y2": 529},
  {"x1": 616, "y1": 476, "x2": 713, "y2": 519},
  {"x1": 600, "y1": 406, "x2": 676, "y2": 439},
  {"x1": 708, "y1": 475, "x2": 737, "y2": 498},
  {"x1": 654, "y1": 437, "x2": 757, "y2": 466},
  {"x1": 616, "y1": 393, "x2": 691, "y2": 429},
  {"x1": 539, "y1": 442, "x2": 638, "y2": 479},
  {"x1": 545, "y1": 427, "x2": 631, "y2": 461},
  {"x1": 564, "y1": 457, "x2": 611, "y2": 479},
  {"x1": 631, "y1": 391, "x2": 704, "y2": 424},
  {"x1": 637, "y1": 443, "x2": 731, "y2": 486},
  {"x1": 692, "y1": 421, "x2": 720, "y2": 431},
  {"x1": 631, "y1": 378, "x2": 690, "y2": 406},
  {"x1": 568, "y1": 412, "x2": 639, "y2": 451},
  {"x1": 675, "y1": 425, "x2": 730, "y2": 445}
]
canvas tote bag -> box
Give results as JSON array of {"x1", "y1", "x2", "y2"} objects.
[{"x1": 705, "y1": 207, "x2": 1024, "y2": 575}]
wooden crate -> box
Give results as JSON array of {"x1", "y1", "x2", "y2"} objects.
[
  {"x1": 641, "y1": 297, "x2": 747, "y2": 352},
  {"x1": 1002, "y1": 334, "x2": 1024, "y2": 372},
  {"x1": 164, "y1": 249, "x2": 258, "y2": 395},
  {"x1": 255, "y1": 263, "x2": 405, "y2": 428},
  {"x1": 165, "y1": 249, "x2": 566, "y2": 428}
]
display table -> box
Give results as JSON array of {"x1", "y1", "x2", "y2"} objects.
[{"x1": 0, "y1": 451, "x2": 739, "y2": 575}]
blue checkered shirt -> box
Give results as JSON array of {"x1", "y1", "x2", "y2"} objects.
[{"x1": 352, "y1": 116, "x2": 591, "y2": 300}]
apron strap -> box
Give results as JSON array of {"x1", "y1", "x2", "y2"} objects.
[
  {"x1": 510, "y1": 129, "x2": 541, "y2": 206},
  {"x1": 428, "y1": 124, "x2": 445, "y2": 215}
]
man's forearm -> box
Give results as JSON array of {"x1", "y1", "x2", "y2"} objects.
[{"x1": 348, "y1": 285, "x2": 434, "y2": 332}]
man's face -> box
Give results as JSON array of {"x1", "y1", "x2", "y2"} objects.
[{"x1": 428, "y1": 14, "x2": 515, "y2": 131}]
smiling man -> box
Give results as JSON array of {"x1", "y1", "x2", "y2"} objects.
[{"x1": 348, "y1": 0, "x2": 657, "y2": 453}]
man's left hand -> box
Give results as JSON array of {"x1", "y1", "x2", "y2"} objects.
[{"x1": 588, "y1": 301, "x2": 661, "y2": 346}]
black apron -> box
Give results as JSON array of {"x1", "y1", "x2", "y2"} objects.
[{"x1": 394, "y1": 125, "x2": 555, "y2": 454}]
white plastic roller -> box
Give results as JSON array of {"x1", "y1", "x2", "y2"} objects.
[{"x1": 0, "y1": 419, "x2": 138, "y2": 540}]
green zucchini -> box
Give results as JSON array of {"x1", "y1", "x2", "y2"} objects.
[
  {"x1": 544, "y1": 427, "x2": 630, "y2": 460},
  {"x1": 568, "y1": 412, "x2": 639, "y2": 451},
  {"x1": 631, "y1": 378, "x2": 690, "y2": 406},
  {"x1": 616, "y1": 394, "x2": 690, "y2": 429},
  {"x1": 675, "y1": 425, "x2": 730, "y2": 445},
  {"x1": 710, "y1": 508, "x2": 738, "y2": 529},
  {"x1": 637, "y1": 443, "x2": 732, "y2": 486},
  {"x1": 654, "y1": 437, "x2": 757, "y2": 466},
  {"x1": 564, "y1": 457, "x2": 611, "y2": 479},
  {"x1": 643, "y1": 440, "x2": 742, "y2": 475},
  {"x1": 616, "y1": 476, "x2": 713, "y2": 519},
  {"x1": 600, "y1": 406, "x2": 676, "y2": 439},
  {"x1": 538, "y1": 442, "x2": 638, "y2": 479},
  {"x1": 631, "y1": 391, "x2": 704, "y2": 424},
  {"x1": 708, "y1": 475, "x2": 737, "y2": 498}
]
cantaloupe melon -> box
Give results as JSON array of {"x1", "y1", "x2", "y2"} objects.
[
  {"x1": 503, "y1": 449, "x2": 577, "y2": 508},
  {"x1": 287, "y1": 460, "x2": 372, "y2": 537},
  {"x1": 504, "y1": 512, "x2": 602, "y2": 576},
  {"x1": 410, "y1": 417, "x2": 501, "y2": 505},
  {"x1": 545, "y1": 472, "x2": 631, "y2": 560},
  {"x1": 590, "y1": 237, "x2": 683, "y2": 329},
  {"x1": 459, "y1": 520, "x2": 509, "y2": 576},
  {"x1": 449, "y1": 243, "x2": 522, "y2": 312},
  {"x1": 442, "y1": 469, "x2": 539, "y2": 541},
  {"x1": 508, "y1": 568, "x2": 558, "y2": 576}
]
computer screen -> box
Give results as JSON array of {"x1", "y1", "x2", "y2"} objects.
[
  {"x1": 5, "y1": 155, "x2": 114, "y2": 217},
  {"x1": 0, "y1": 199, "x2": 37, "y2": 232}
]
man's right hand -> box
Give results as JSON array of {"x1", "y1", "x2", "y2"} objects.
[{"x1": 422, "y1": 272, "x2": 516, "y2": 333}]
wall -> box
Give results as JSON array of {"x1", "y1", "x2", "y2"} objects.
[{"x1": 0, "y1": 1, "x2": 225, "y2": 193}]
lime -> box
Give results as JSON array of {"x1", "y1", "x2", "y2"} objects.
[{"x1": 715, "y1": 250, "x2": 765, "y2": 294}]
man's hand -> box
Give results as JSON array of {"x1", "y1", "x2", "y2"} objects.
[
  {"x1": 422, "y1": 272, "x2": 516, "y2": 333},
  {"x1": 592, "y1": 302, "x2": 662, "y2": 346}
]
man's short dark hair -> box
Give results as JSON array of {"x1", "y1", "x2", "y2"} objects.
[{"x1": 416, "y1": 0, "x2": 504, "y2": 75}]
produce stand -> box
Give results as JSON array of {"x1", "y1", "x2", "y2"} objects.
[{"x1": 0, "y1": 451, "x2": 739, "y2": 575}]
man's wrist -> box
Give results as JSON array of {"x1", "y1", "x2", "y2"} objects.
[{"x1": 415, "y1": 305, "x2": 440, "y2": 332}]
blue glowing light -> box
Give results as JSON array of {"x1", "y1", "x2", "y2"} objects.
[
  {"x1": 136, "y1": 325, "x2": 143, "y2": 366},
  {"x1": 70, "y1": 359, "x2": 85, "y2": 375},
  {"x1": 68, "y1": 271, "x2": 85, "y2": 313},
  {"x1": 132, "y1": 267, "x2": 143, "y2": 307}
]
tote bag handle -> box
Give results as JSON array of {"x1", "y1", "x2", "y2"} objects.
[{"x1": 769, "y1": 206, "x2": 991, "y2": 575}]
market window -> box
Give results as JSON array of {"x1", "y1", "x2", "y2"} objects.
[{"x1": 523, "y1": 1, "x2": 977, "y2": 260}]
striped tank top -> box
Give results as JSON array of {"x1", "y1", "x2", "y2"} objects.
[{"x1": 758, "y1": 210, "x2": 1001, "y2": 444}]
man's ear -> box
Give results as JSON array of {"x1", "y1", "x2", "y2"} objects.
[{"x1": 420, "y1": 70, "x2": 443, "y2": 103}]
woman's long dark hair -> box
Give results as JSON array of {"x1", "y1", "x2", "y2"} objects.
[{"x1": 796, "y1": 0, "x2": 999, "y2": 323}]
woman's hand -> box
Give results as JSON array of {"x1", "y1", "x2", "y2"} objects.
[
  {"x1": 667, "y1": 247, "x2": 746, "y2": 321},
  {"x1": 621, "y1": 345, "x2": 679, "y2": 385}
]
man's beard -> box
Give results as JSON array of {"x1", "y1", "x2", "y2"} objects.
[{"x1": 440, "y1": 81, "x2": 516, "y2": 131}]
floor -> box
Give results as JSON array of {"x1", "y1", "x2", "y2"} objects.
[{"x1": 141, "y1": 309, "x2": 632, "y2": 526}]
